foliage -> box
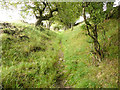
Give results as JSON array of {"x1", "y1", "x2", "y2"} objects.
[
  {"x1": 53, "y1": 2, "x2": 81, "y2": 28},
  {"x1": 86, "y1": 2, "x2": 114, "y2": 24}
]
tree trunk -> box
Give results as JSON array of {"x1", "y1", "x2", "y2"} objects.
[
  {"x1": 71, "y1": 23, "x2": 73, "y2": 31},
  {"x1": 83, "y1": 5, "x2": 103, "y2": 62},
  {"x1": 92, "y1": 25, "x2": 103, "y2": 61},
  {"x1": 48, "y1": 21, "x2": 52, "y2": 30},
  {"x1": 35, "y1": 19, "x2": 42, "y2": 26}
]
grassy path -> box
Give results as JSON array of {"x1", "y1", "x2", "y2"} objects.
[
  {"x1": 54, "y1": 20, "x2": 118, "y2": 88},
  {"x1": 55, "y1": 32, "x2": 71, "y2": 88},
  {"x1": 55, "y1": 39, "x2": 64, "y2": 88}
]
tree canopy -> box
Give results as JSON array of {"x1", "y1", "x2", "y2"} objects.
[{"x1": 52, "y1": 2, "x2": 81, "y2": 29}]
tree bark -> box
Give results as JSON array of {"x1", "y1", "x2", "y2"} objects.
[{"x1": 93, "y1": 25, "x2": 103, "y2": 61}]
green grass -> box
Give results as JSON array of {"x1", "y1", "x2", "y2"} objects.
[
  {"x1": 59, "y1": 19, "x2": 118, "y2": 88},
  {"x1": 1, "y1": 19, "x2": 118, "y2": 88},
  {"x1": 1, "y1": 22, "x2": 61, "y2": 88}
]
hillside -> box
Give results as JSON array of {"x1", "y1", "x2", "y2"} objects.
[{"x1": 1, "y1": 19, "x2": 118, "y2": 88}]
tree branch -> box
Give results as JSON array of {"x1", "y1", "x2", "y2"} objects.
[
  {"x1": 83, "y1": 6, "x2": 94, "y2": 39},
  {"x1": 42, "y1": 8, "x2": 58, "y2": 20},
  {"x1": 42, "y1": 2, "x2": 47, "y2": 11}
]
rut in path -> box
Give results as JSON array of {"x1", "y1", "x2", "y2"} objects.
[
  {"x1": 55, "y1": 39, "x2": 71, "y2": 88},
  {"x1": 55, "y1": 39, "x2": 64, "y2": 88}
]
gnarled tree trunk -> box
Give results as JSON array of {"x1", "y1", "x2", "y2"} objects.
[
  {"x1": 83, "y1": 5, "x2": 103, "y2": 62},
  {"x1": 92, "y1": 25, "x2": 103, "y2": 61},
  {"x1": 33, "y1": 2, "x2": 58, "y2": 26}
]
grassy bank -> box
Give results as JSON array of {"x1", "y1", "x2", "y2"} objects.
[{"x1": 1, "y1": 22, "x2": 61, "y2": 88}]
